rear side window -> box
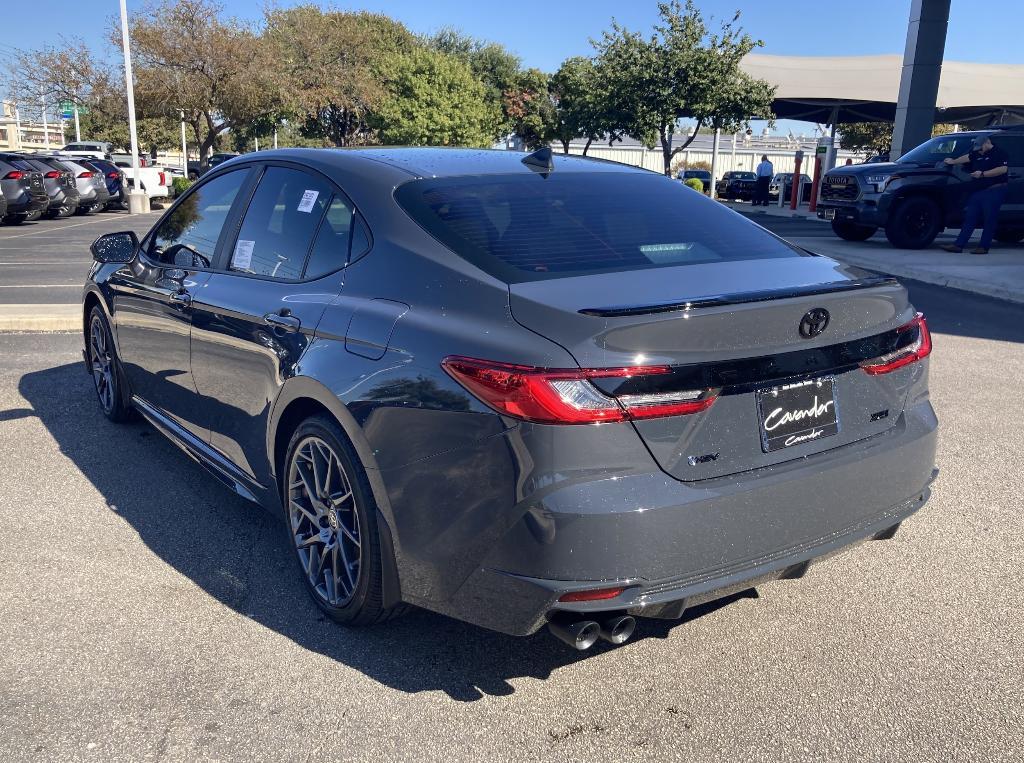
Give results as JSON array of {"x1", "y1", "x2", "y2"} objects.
[
  {"x1": 992, "y1": 136, "x2": 1024, "y2": 166},
  {"x1": 395, "y1": 172, "x2": 804, "y2": 283},
  {"x1": 150, "y1": 169, "x2": 248, "y2": 268},
  {"x1": 303, "y1": 196, "x2": 354, "y2": 279},
  {"x1": 228, "y1": 167, "x2": 332, "y2": 280}
]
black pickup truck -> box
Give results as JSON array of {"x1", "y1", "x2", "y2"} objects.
[{"x1": 817, "y1": 126, "x2": 1024, "y2": 248}]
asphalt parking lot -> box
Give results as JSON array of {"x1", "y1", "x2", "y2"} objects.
[{"x1": 1, "y1": 216, "x2": 1023, "y2": 762}]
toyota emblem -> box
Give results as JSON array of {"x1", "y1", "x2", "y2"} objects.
[{"x1": 799, "y1": 308, "x2": 830, "y2": 338}]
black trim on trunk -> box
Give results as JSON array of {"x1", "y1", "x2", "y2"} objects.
[{"x1": 578, "y1": 277, "x2": 901, "y2": 317}]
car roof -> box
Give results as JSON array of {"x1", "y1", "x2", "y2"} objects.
[{"x1": 222, "y1": 147, "x2": 651, "y2": 180}]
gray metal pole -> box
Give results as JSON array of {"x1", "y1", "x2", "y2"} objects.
[
  {"x1": 891, "y1": 0, "x2": 950, "y2": 160},
  {"x1": 73, "y1": 105, "x2": 81, "y2": 142},
  {"x1": 180, "y1": 110, "x2": 187, "y2": 170},
  {"x1": 41, "y1": 97, "x2": 50, "y2": 149},
  {"x1": 14, "y1": 107, "x2": 21, "y2": 149},
  {"x1": 120, "y1": 0, "x2": 148, "y2": 213}
]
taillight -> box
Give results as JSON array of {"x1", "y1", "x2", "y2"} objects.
[
  {"x1": 107, "y1": 171, "x2": 119, "y2": 179},
  {"x1": 78, "y1": 171, "x2": 93, "y2": 178},
  {"x1": 44, "y1": 170, "x2": 61, "y2": 179},
  {"x1": 4, "y1": 170, "x2": 25, "y2": 180},
  {"x1": 860, "y1": 313, "x2": 932, "y2": 375},
  {"x1": 158, "y1": 171, "x2": 166, "y2": 185},
  {"x1": 558, "y1": 586, "x2": 625, "y2": 603},
  {"x1": 441, "y1": 357, "x2": 718, "y2": 425}
]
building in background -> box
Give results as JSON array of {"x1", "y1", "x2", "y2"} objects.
[{"x1": 0, "y1": 101, "x2": 65, "y2": 150}]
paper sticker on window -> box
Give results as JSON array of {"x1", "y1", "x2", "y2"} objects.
[
  {"x1": 297, "y1": 189, "x2": 319, "y2": 213},
  {"x1": 232, "y1": 239, "x2": 255, "y2": 270}
]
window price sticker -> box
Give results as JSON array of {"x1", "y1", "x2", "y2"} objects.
[
  {"x1": 232, "y1": 239, "x2": 255, "y2": 270},
  {"x1": 297, "y1": 189, "x2": 319, "y2": 213}
]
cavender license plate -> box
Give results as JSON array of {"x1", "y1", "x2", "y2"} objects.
[{"x1": 756, "y1": 377, "x2": 839, "y2": 452}]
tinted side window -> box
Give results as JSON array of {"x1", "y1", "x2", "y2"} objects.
[
  {"x1": 991, "y1": 136, "x2": 1024, "y2": 166},
  {"x1": 150, "y1": 169, "x2": 247, "y2": 268},
  {"x1": 228, "y1": 167, "x2": 332, "y2": 280},
  {"x1": 303, "y1": 196, "x2": 354, "y2": 279}
]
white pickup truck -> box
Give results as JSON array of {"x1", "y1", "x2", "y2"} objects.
[{"x1": 59, "y1": 143, "x2": 170, "y2": 205}]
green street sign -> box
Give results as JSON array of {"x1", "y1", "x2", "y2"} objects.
[{"x1": 59, "y1": 101, "x2": 88, "y2": 115}]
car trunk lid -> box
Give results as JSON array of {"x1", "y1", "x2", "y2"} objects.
[{"x1": 508, "y1": 257, "x2": 919, "y2": 481}]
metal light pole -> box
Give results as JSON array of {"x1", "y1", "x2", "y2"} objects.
[
  {"x1": 179, "y1": 109, "x2": 187, "y2": 171},
  {"x1": 41, "y1": 95, "x2": 50, "y2": 149},
  {"x1": 120, "y1": 0, "x2": 148, "y2": 213},
  {"x1": 14, "y1": 106, "x2": 22, "y2": 149},
  {"x1": 73, "y1": 104, "x2": 81, "y2": 142}
]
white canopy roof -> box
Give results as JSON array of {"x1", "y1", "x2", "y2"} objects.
[{"x1": 740, "y1": 54, "x2": 1024, "y2": 125}]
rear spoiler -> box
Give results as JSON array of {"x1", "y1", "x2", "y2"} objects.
[{"x1": 578, "y1": 276, "x2": 901, "y2": 317}]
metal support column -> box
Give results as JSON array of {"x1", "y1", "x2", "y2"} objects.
[{"x1": 891, "y1": 0, "x2": 950, "y2": 160}]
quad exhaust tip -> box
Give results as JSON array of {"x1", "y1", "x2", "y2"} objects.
[{"x1": 548, "y1": 615, "x2": 637, "y2": 650}]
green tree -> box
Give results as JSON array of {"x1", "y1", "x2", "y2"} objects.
[
  {"x1": 371, "y1": 47, "x2": 499, "y2": 146},
  {"x1": 839, "y1": 121, "x2": 960, "y2": 156},
  {"x1": 504, "y1": 69, "x2": 558, "y2": 150},
  {"x1": 427, "y1": 28, "x2": 520, "y2": 140},
  {"x1": 264, "y1": 6, "x2": 417, "y2": 147},
  {"x1": 593, "y1": 1, "x2": 771, "y2": 175},
  {"x1": 549, "y1": 57, "x2": 611, "y2": 155},
  {"x1": 128, "y1": 0, "x2": 283, "y2": 161}
]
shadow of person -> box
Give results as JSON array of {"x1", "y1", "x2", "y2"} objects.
[{"x1": 19, "y1": 360, "x2": 753, "y2": 701}]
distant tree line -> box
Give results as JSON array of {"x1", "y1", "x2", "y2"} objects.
[{"x1": 9, "y1": 0, "x2": 776, "y2": 175}]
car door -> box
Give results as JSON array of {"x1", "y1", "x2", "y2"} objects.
[
  {"x1": 189, "y1": 163, "x2": 363, "y2": 483},
  {"x1": 992, "y1": 134, "x2": 1024, "y2": 223},
  {"x1": 109, "y1": 167, "x2": 253, "y2": 437}
]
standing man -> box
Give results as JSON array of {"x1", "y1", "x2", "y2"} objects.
[
  {"x1": 754, "y1": 154, "x2": 773, "y2": 206},
  {"x1": 940, "y1": 135, "x2": 1009, "y2": 255}
]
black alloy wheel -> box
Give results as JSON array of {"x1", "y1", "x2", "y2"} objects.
[
  {"x1": 885, "y1": 196, "x2": 942, "y2": 249},
  {"x1": 87, "y1": 308, "x2": 131, "y2": 422},
  {"x1": 283, "y1": 416, "x2": 397, "y2": 625}
]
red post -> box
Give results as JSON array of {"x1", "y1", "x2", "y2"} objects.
[
  {"x1": 808, "y1": 155, "x2": 823, "y2": 214},
  {"x1": 790, "y1": 154, "x2": 802, "y2": 210}
]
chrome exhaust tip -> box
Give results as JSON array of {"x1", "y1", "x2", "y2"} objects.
[
  {"x1": 598, "y1": 615, "x2": 636, "y2": 645},
  {"x1": 547, "y1": 619, "x2": 601, "y2": 651}
]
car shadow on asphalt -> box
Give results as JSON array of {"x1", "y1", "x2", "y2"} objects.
[{"x1": 19, "y1": 361, "x2": 753, "y2": 702}]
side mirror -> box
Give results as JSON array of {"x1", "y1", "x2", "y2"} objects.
[{"x1": 91, "y1": 231, "x2": 139, "y2": 264}]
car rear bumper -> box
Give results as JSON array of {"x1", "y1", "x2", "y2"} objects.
[
  {"x1": 397, "y1": 399, "x2": 938, "y2": 636},
  {"x1": 47, "y1": 189, "x2": 80, "y2": 210},
  {"x1": 5, "y1": 193, "x2": 49, "y2": 216}
]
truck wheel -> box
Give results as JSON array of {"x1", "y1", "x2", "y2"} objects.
[
  {"x1": 884, "y1": 197, "x2": 942, "y2": 249},
  {"x1": 831, "y1": 220, "x2": 877, "y2": 241},
  {"x1": 994, "y1": 229, "x2": 1024, "y2": 244}
]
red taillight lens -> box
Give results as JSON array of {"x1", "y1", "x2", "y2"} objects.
[
  {"x1": 107, "y1": 171, "x2": 119, "y2": 179},
  {"x1": 558, "y1": 586, "x2": 626, "y2": 603},
  {"x1": 44, "y1": 170, "x2": 61, "y2": 178},
  {"x1": 860, "y1": 313, "x2": 932, "y2": 375},
  {"x1": 78, "y1": 171, "x2": 93, "y2": 178},
  {"x1": 441, "y1": 357, "x2": 718, "y2": 424},
  {"x1": 4, "y1": 170, "x2": 25, "y2": 180},
  {"x1": 158, "y1": 171, "x2": 166, "y2": 185}
]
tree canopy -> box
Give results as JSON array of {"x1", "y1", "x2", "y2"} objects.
[{"x1": 7, "y1": 0, "x2": 782, "y2": 160}]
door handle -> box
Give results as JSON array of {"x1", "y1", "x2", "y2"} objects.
[
  {"x1": 264, "y1": 311, "x2": 301, "y2": 332},
  {"x1": 169, "y1": 290, "x2": 192, "y2": 307}
]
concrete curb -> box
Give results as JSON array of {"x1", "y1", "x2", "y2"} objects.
[{"x1": 0, "y1": 305, "x2": 80, "y2": 333}]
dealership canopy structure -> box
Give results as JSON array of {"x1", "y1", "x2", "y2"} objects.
[{"x1": 740, "y1": 53, "x2": 1024, "y2": 128}]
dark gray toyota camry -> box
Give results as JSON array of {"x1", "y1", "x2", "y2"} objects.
[{"x1": 83, "y1": 147, "x2": 938, "y2": 650}]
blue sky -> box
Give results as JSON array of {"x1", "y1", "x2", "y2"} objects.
[{"x1": 3, "y1": 0, "x2": 1021, "y2": 135}]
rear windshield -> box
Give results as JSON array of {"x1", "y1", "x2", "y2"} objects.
[
  {"x1": 732, "y1": 172, "x2": 756, "y2": 179},
  {"x1": 395, "y1": 172, "x2": 805, "y2": 282}
]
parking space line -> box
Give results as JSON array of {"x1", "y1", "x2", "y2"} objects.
[
  {"x1": 0, "y1": 213, "x2": 160, "y2": 241},
  {"x1": 0, "y1": 284, "x2": 80, "y2": 288}
]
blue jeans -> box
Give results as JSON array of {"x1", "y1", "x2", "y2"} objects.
[{"x1": 955, "y1": 184, "x2": 1008, "y2": 249}]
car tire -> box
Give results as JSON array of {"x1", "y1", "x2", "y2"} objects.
[
  {"x1": 884, "y1": 196, "x2": 942, "y2": 249},
  {"x1": 282, "y1": 415, "x2": 400, "y2": 627},
  {"x1": 831, "y1": 220, "x2": 878, "y2": 242},
  {"x1": 3, "y1": 214, "x2": 27, "y2": 225},
  {"x1": 87, "y1": 307, "x2": 133, "y2": 423},
  {"x1": 188, "y1": 171, "x2": 199, "y2": 181},
  {"x1": 75, "y1": 205, "x2": 95, "y2": 216},
  {"x1": 994, "y1": 229, "x2": 1024, "y2": 244}
]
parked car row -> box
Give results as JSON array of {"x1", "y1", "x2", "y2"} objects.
[{"x1": 0, "y1": 151, "x2": 130, "y2": 224}]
